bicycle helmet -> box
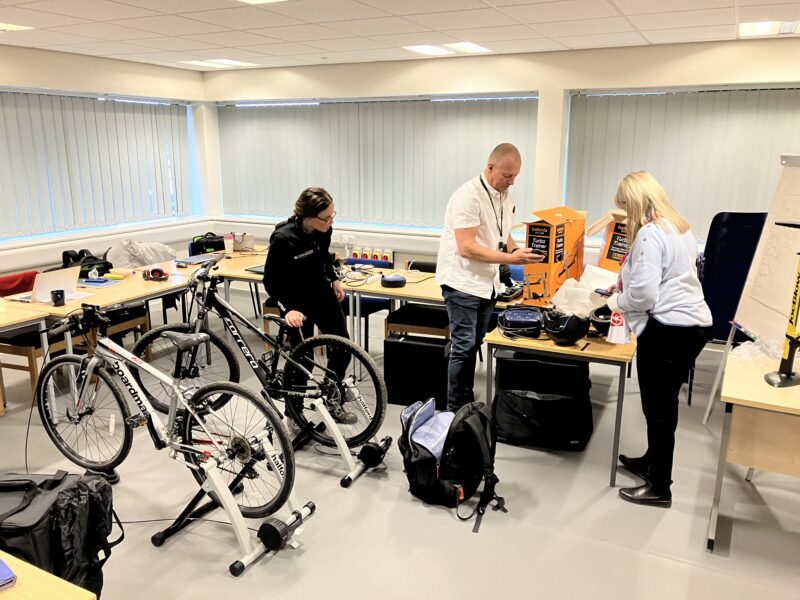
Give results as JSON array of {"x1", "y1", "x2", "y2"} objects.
[
  {"x1": 589, "y1": 305, "x2": 612, "y2": 337},
  {"x1": 542, "y1": 310, "x2": 589, "y2": 346},
  {"x1": 497, "y1": 307, "x2": 543, "y2": 339}
]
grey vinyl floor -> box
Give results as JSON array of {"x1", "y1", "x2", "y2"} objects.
[{"x1": 1, "y1": 290, "x2": 799, "y2": 599}]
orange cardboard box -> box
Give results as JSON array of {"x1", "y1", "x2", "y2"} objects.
[
  {"x1": 587, "y1": 210, "x2": 627, "y2": 273},
  {"x1": 522, "y1": 206, "x2": 586, "y2": 306}
]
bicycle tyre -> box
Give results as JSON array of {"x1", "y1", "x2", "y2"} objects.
[
  {"x1": 36, "y1": 354, "x2": 133, "y2": 471},
  {"x1": 181, "y1": 382, "x2": 294, "y2": 518},
  {"x1": 282, "y1": 334, "x2": 386, "y2": 448},
  {"x1": 131, "y1": 323, "x2": 240, "y2": 414}
]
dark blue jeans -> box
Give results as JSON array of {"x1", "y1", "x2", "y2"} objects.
[{"x1": 442, "y1": 285, "x2": 497, "y2": 411}]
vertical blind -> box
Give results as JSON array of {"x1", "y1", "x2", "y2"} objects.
[
  {"x1": 218, "y1": 97, "x2": 538, "y2": 228},
  {"x1": 566, "y1": 89, "x2": 800, "y2": 238},
  {"x1": 0, "y1": 91, "x2": 189, "y2": 240}
]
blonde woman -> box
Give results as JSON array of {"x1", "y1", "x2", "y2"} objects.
[{"x1": 607, "y1": 171, "x2": 712, "y2": 507}]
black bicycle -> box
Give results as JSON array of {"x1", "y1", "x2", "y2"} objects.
[{"x1": 131, "y1": 256, "x2": 387, "y2": 449}]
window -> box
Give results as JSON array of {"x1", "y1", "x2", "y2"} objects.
[
  {"x1": 0, "y1": 91, "x2": 190, "y2": 241},
  {"x1": 566, "y1": 89, "x2": 800, "y2": 238},
  {"x1": 218, "y1": 96, "x2": 538, "y2": 228}
]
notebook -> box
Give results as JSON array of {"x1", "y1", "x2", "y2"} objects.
[{"x1": 245, "y1": 265, "x2": 265, "y2": 275}]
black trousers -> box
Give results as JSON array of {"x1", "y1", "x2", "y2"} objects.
[
  {"x1": 286, "y1": 288, "x2": 350, "y2": 381},
  {"x1": 635, "y1": 318, "x2": 710, "y2": 491}
]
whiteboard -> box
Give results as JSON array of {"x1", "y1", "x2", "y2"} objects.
[{"x1": 736, "y1": 155, "x2": 800, "y2": 344}]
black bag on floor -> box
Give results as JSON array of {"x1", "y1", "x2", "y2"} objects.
[
  {"x1": 399, "y1": 399, "x2": 504, "y2": 521},
  {"x1": 492, "y1": 388, "x2": 593, "y2": 451},
  {"x1": 0, "y1": 472, "x2": 123, "y2": 598}
]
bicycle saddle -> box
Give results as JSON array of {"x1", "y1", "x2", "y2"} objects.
[{"x1": 161, "y1": 331, "x2": 210, "y2": 350}]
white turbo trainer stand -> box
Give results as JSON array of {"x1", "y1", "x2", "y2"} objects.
[
  {"x1": 152, "y1": 448, "x2": 315, "y2": 577},
  {"x1": 291, "y1": 383, "x2": 392, "y2": 488}
]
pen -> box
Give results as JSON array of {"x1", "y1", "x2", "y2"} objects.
[
  {"x1": 729, "y1": 320, "x2": 757, "y2": 340},
  {"x1": 580, "y1": 342, "x2": 590, "y2": 351}
]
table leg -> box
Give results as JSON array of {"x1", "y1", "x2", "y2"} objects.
[
  {"x1": 485, "y1": 344, "x2": 494, "y2": 404},
  {"x1": 703, "y1": 323, "x2": 736, "y2": 425},
  {"x1": 224, "y1": 279, "x2": 231, "y2": 303},
  {"x1": 745, "y1": 467, "x2": 755, "y2": 482},
  {"x1": 707, "y1": 402, "x2": 733, "y2": 551},
  {"x1": 347, "y1": 293, "x2": 355, "y2": 340},
  {"x1": 610, "y1": 363, "x2": 627, "y2": 487},
  {"x1": 355, "y1": 291, "x2": 362, "y2": 348}
]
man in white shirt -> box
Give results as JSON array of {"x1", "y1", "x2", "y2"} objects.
[{"x1": 436, "y1": 143, "x2": 543, "y2": 410}]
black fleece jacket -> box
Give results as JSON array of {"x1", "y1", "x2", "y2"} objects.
[{"x1": 262, "y1": 216, "x2": 338, "y2": 312}]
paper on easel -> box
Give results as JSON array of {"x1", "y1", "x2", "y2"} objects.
[{"x1": 607, "y1": 310, "x2": 630, "y2": 344}]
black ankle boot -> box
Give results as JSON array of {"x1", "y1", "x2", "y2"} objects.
[
  {"x1": 618, "y1": 454, "x2": 650, "y2": 481},
  {"x1": 619, "y1": 483, "x2": 672, "y2": 507}
]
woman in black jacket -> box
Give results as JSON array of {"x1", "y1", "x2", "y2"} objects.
[{"x1": 263, "y1": 187, "x2": 354, "y2": 424}]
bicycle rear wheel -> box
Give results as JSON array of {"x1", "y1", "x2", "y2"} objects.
[
  {"x1": 36, "y1": 355, "x2": 133, "y2": 471},
  {"x1": 132, "y1": 323, "x2": 240, "y2": 414},
  {"x1": 181, "y1": 382, "x2": 294, "y2": 519},
  {"x1": 281, "y1": 334, "x2": 386, "y2": 448}
]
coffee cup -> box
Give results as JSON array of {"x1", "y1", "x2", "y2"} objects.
[
  {"x1": 224, "y1": 234, "x2": 234, "y2": 255},
  {"x1": 51, "y1": 289, "x2": 65, "y2": 307}
]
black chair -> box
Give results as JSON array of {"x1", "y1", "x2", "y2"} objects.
[
  {"x1": 690, "y1": 212, "x2": 767, "y2": 405},
  {"x1": 341, "y1": 258, "x2": 393, "y2": 352}
]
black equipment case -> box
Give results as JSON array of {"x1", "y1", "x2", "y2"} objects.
[{"x1": 384, "y1": 334, "x2": 449, "y2": 410}]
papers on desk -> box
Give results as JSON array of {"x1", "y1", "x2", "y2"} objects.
[
  {"x1": 0, "y1": 558, "x2": 17, "y2": 591},
  {"x1": 78, "y1": 278, "x2": 122, "y2": 288}
]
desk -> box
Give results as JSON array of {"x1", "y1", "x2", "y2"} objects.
[
  {"x1": 0, "y1": 302, "x2": 52, "y2": 415},
  {"x1": 0, "y1": 550, "x2": 95, "y2": 600},
  {"x1": 208, "y1": 248, "x2": 268, "y2": 316},
  {"x1": 706, "y1": 353, "x2": 800, "y2": 551},
  {"x1": 484, "y1": 328, "x2": 637, "y2": 487}
]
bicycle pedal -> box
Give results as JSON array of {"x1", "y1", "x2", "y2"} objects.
[{"x1": 126, "y1": 416, "x2": 148, "y2": 428}]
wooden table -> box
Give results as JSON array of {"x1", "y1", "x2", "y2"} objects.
[
  {"x1": 484, "y1": 328, "x2": 637, "y2": 486},
  {"x1": 0, "y1": 302, "x2": 52, "y2": 415},
  {"x1": 706, "y1": 352, "x2": 800, "y2": 551},
  {"x1": 0, "y1": 550, "x2": 95, "y2": 600},
  {"x1": 206, "y1": 248, "x2": 268, "y2": 317}
]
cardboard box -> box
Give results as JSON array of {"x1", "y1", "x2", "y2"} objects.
[
  {"x1": 522, "y1": 207, "x2": 586, "y2": 306},
  {"x1": 587, "y1": 210, "x2": 627, "y2": 272}
]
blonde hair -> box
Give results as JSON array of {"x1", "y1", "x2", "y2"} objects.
[{"x1": 614, "y1": 171, "x2": 690, "y2": 250}]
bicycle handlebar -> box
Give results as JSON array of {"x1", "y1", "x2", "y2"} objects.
[{"x1": 41, "y1": 301, "x2": 147, "y2": 338}]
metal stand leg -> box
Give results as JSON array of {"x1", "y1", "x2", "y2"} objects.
[
  {"x1": 703, "y1": 324, "x2": 736, "y2": 424},
  {"x1": 745, "y1": 467, "x2": 755, "y2": 482},
  {"x1": 485, "y1": 344, "x2": 494, "y2": 404},
  {"x1": 707, "y1": 403, "x2": 733, "y2": 551},
  {"x1": 610, "y1": 363, "x2": 627, "y2": 487}
]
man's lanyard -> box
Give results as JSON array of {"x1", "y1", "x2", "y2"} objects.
[{"x1": 479, "y1": 175, "x2": 504, "y2": 241}]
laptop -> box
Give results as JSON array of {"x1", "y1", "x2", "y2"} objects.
[
  {"x1": 245, "y1": 264, "x2": 265, "y2": 275},
  {"x1": 7, "y1": 267, "x2": 83, "y2": 303},
  {"x1": 175, "y1": 254, "x2": 222, "y2": 265}
]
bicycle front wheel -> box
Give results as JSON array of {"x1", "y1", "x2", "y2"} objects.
[
  {"x1": 282, "y1": 334, "x2": 386, "y2": 448},
  {"x1": 131, "y1": 323, "x2": 240, "y2": 414},
  {"x1": 181, "y1": 382, "x2": 294, "y2": 519},
  {"x1": 36, "y1": 355, "x2": 133, "y2": 471}
]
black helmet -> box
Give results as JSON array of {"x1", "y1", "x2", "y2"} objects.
[
  {"x1": 498, "y1": 307, "x2": 543, "y2": 339},
  {"x1": 589, "y1": 305, "x2": 612, "y2": 336},
  {"x1": 542, "y1": 310, "x2": 590, "y2": 346}
]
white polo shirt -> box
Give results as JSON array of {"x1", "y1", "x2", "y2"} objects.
[{"x1": 435, "y1": 173, "x2": 515, "y2": 299}]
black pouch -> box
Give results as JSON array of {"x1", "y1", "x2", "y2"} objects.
[{"x1": 189, "y1": 232, "x2": 225, "y2": 255}]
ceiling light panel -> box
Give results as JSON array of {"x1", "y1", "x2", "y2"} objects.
[
  {"x1": 442, "y1": 42, "x2": 492, "y2": 53},
  {"x1": 403, "y1": 44, "x2": 454, "y2": 56}
]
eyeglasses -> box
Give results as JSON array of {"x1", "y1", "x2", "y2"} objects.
[{"x1": 315, "y1": 211, "x2": 336, "y2": 223}]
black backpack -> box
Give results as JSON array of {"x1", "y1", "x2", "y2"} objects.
[
  {"x1": 399, "y1": 399, "x2": 504, "y2": 523},
  {"x1": 61, "y1": 249, "x2": 113, "y2": 278},
  {"x1": 189, "y1": 232, "x2": 225, "y2": 256}
]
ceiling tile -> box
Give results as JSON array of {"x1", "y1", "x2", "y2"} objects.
[
  {"x1": 66, "y1": 39, "x2": 155, "y2": 54},
  {"x1": 304, "y1": 36, "x2": 390, "y2": 51},
  {"x1": 23, "y1": 0, "x2": 158, "y2": 20},
  {"x1": 116, "y1": 0, "x2": 238, "y2": 13},
  {"x1": 504, "y1": 0, "x2": 619, "y2": 24},
  {"x1": 266, "y1": 0, "x2": 390, "y2": 22},
  {"x1": 533, "y1": 17, "x2": 634, "y2": 37},
  {"x1": 555, "y1": 31, "x2": 648, "y2": 49},
  {"x1": 124, "y1": 50, "x2": 210, "y2": 61},
  {"x1": 191, "y1": 46, "x2": 264, "y2": 59},
  {"x1": 481, "y1": 38, "x2": 568, "y2": 53},
  {"x1": 490, "y1": 0, "x2": 566, "y2": 5},
  {"x1": 739, "y1": 0, "x2": 800, "y2": 5},
  {"x1": 642, "y1": 24, "x2": 736, "y2": 44},
  {"x1": 248, "y1": 23, "x2": 350, "y2": 41},
  {"x1": 613, "y1": 0, "x2": 734, "y2": 14},
  {"x1": 0, "y1": 28, "x2": 98, "y2": 44},
  {"x1": 348, "y1": 47, "x2": 420, "y2": 60},
  {"x1": 181, "y1": 7, "x2": 302, "y2": 29},
  {"x1": 47, "y1": 22, "x2": 157, "y2": 40},
  {"x1": 356, "y1": 0, "x2": 487, "y2": 15},
  {"x1": 182, "y1": 30, "x2": 276, "y2": 46},
  {"x1": 630, "y1": 8, "x2": 734, "y2": 30},
  {"x1": 236, "y1": 56, "x2": 309, "y2": 68},
  {"x1": 739, "y1": 4, "x2": 800, "y2": 21},
  {"x1": 241, "y1": 41, "x2": 323, "y2": 55},
  {"x1": 0, "y1": 6, "x2": 88, "y2": 27},
  {"x1": 286, "y1": 51, "x2": 360, "y2": 63},
  {"x1": 368, "y1": 31, "x2": 462, "y2": 46},
  {"x1": 325, "y1": 16, "x2": 429, "y2": 36},
  {"x1": 405, "y1": 8, "x2": 517, "y2": 30},
  {"x1": 443, "y1": 25, "x2": 540, "y2": 41},
  {"x1": 121, "y1": 36, "x2": 218, "y2": 51},
  {"x1": 109, "y1": 14, "x2": 229, "y2": 35}
]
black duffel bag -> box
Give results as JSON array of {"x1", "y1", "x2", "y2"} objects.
[{"x1": 492, "y1": 388, "x2": 593, "y2": 452}]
